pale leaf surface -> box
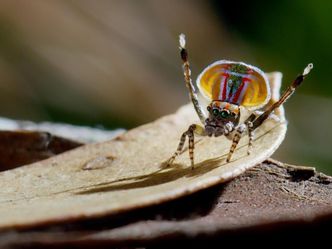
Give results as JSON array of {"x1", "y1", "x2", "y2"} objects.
[{"x1": 0, "y1": 73, "x2": 286, "y2": 230}]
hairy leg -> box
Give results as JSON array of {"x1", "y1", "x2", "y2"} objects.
[
  {"x1": 252, "y1": 63, "x2": 313, "y2": 129},
  {"x1": 246, "y1": 121, "x2": 254, "y2": 155},
  {"x1": 179, "y1": 34, "x2": 207, "y2": 124},
  {"x1": 167, "y1": 124, "x2": 205, "y2": 169},
  {"x1": 226, "y1": 124, "x2": 246, "y2": 163},
  {"x1": 227, "y1": 63, "x2": 313, "y2": 162}
]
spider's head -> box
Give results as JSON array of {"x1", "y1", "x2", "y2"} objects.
[
  {"x1": 207, "y1": 101, "x2": 240, "y2": 124},
  {"x1": 205, "y1": 101, "x2": 240, "y2": 136}
]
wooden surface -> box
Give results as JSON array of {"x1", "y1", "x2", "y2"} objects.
[{"x1": 0, "y1": 159, "x2": 331, "y2": 248}]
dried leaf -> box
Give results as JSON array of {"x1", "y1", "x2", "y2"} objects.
[{"x1": 0, "y1": 73, "x2": 287, "y2": 230}]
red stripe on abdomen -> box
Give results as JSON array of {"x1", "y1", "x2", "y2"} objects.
[
  {"x1": 232, "y1": 77, "x2": 251, "y2": 104},
  {"x1": 221, "y1": 73, "x2": 229, "y2": 101}
]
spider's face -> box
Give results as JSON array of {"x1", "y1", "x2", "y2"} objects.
[
  {"x1": 205, "y1": 101, "x2": 240, "y2": 136},
  {"x1": 207, "y1": 101, "x2": 240, "y2": 123}
]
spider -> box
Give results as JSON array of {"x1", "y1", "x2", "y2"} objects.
[{"x1": 167, "y1": 34, "x2": 313, "y2": 169}]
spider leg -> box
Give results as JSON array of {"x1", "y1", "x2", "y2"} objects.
[
  {"x1": 226, "y1": 119, "x2": 256, "y2": 162},
  {"x1": 226, "y1": 124, "x2": 246, "y2": 162},
  {"x1": 228, "y1": 112, "x2": 256, "y2": 158},
  {"x1": 167, "y1": 124, "x2": 205, "y2": 169},
  {"x1": 251, "y1": 63, "x2": 313, "y2": 130},
  {"x1": 179, "y1": 34, "x2": 207, "y2": 124},
  {"x1": 247, "y1": 120, "x2": 254, "y2": 155},
  {"x1": 227, "y1": 63, "x2": 313, "y2": 162}
]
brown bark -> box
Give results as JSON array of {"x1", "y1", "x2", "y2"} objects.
[{"x1": 0, "y1": 160, "x2": 331, "y2": 248}]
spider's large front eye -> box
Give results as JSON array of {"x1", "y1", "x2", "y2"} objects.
[
  {"x1": 212, "y1": 109, "x2": 219, "y2": 116},
  {"x1": 220, "y1": 110, "x2": 230, "y2": 118}
]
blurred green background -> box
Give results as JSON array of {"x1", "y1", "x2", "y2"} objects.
[{"x1": 0, "y1": 0, "x2": 331, "y2": 173}]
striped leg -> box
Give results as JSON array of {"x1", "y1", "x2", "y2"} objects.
[
  {"x1": 247, "y1": 121, "x2": 254, "y2": 155},
  {"x1": 234, "y1": 63, "x2": 314, "y2": 160},
  {"x1": 226, "y1": 124, "x2": 246, "y2": 162},
  {"x1": 252, "y1": 63, "x2": 313, "y2": 130},
  {"x1": 167, "y1": 124, "x2": 205, "y2": 169},
  {"x1": 167, "y1": 132, "x2": 187, "y2": 166},
  {"x1": 188, "y1": 128, "x2": 195, "y2": 169},
  {"x1": 243, "y1": 112, "x2": 257, "y2": 156},
  {"x1": 179, "y1": 34, "x2": 207, "y2": 124}
]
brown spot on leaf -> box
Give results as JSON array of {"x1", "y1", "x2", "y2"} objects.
[{"x1": 82, "y1": 156, "x2": 115, "y2": 170}]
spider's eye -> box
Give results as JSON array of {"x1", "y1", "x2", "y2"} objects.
[
  {"x1": 207, "y1": 106, "x2": 211, "y2": 112},
  {"x1": 212, "y1": 109, "x2": 219, "y2": 116},
  {"x1": 220, "y1": 110, "x2": 230, "y2": 118}
]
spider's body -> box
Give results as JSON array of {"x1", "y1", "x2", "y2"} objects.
[
  {"x1": 204, "y1": 100, "x2": 240, "y2": 137},
  {"x1": 197, "y1": 61, "x2": 270, "y2": 109},
  {"x1": 201, "y1": 61, "x2": 269, "y2": 138},
  {"x1": 167, "y1": 34, "x2": 313, "y2": 168}
]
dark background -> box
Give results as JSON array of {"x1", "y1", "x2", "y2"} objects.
[{"x1": 0, "y1": 0, "x2": 330, "y2": 173}]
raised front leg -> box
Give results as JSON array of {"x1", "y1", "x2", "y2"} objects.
[
  {"x1": 252, "y1": 63, "x2": 313, "y2": 130},
  {"x1": 167, "y1": 124, "x2": 205, "y2": 169},
  {"x1": 179, "y1": 34, "x2": 207, "y2": 124},
  {"x1": 226, "y1": 63, "x2": 313, "y2": 162}
]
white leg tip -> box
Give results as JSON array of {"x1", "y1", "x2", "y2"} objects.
[
  {"x1": 303, "y1": 63, "x2": 313, "y2": 76},
  {"x1": 179, "y1": 33, "x2": 186, "y2": 49}
]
